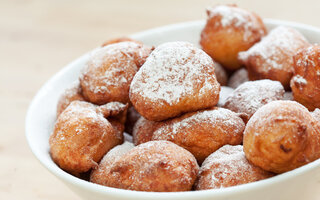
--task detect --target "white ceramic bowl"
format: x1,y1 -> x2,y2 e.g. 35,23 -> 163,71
26,19 -> 320,200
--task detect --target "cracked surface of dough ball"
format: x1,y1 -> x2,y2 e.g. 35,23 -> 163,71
130,41 -> 220,121
291,44 -> 320,110
91,141 -> 199,192
228,68 -> 249,89
152,107 -> 245,163
238,26 -> 309,89
224,79 -> 285,120
243,100 -> 320,173
56,80 -> 85,117
195,145 -> 273,190
80,41 -> 152,105
50,101 -> 125,175
200,4 -> 267,70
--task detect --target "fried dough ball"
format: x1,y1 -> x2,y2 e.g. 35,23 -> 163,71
217,86 -> 234,107
243,100 -> 320,173
101,37 -> 136,47
91,141 -> 199,192
291,44 -> 320,110
80,41 -> 152,105
200,4 -> 267,70
130,41 -> 220,121
101,102 -> 128,137
56,80 -> 85,117
132,116 -> 162,145
50,101 -> 127,175
195,145 -> 273,190
152,107 -> 245,163
224,80 -> 285,120
238,26 -> 309,89
214,61 -> 228,86
90,141 -> 134,184
228,68 -> 249,89
124,106 -> 141,135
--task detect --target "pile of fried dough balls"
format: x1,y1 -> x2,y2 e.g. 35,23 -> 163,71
49,4 -> 320,192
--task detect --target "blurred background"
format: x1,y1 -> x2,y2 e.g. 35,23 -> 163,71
1,0 -> 320,199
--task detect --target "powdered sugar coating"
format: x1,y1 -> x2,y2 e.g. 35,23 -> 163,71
291,44 -> 320,110
312,109 -> 320,122
56,80 -> 85,117
239,26 -> 308,71
90,142 -> 134,184
131,41 -> 217,105
154,108 -> 244,140
207,5 -> 265,41
292,75 -> 308,86
50,101 -> 123,175
80,41 -> 151,104
132,116 -> 161,145
295,45 -> 319,67
228,68 -> 249,89
238,26 -> 309,89
218,86 -> 234,107
195,145 -> 272,190
91,141 -> 199,192
152,107 -> 245,163
130,41 -> 220,121
97,142 -> 134,167
224,79 -> 285,119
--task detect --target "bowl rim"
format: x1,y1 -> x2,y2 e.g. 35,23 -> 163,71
25,18 -> 320,199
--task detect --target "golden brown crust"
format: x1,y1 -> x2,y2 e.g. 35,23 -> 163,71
132,116 -> 162,145
91,141 -> 199,192
152,107 -> 245,163
130,41 -> 220,121
200,4 -> 267,70
195,145 -> 273,190
49,101 -> 124,176
80,41 -> 152,105
243,100 -> 320,173
238,26 -> 309,89
90,142 -> 134,185
56,80 -> 85,117
291,44 -> 320,110
224,79 -> 285,120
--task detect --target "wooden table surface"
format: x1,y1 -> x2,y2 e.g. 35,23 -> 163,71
1,0 -> 320,199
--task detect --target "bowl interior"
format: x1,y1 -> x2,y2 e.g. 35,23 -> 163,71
26,19 -> 320,199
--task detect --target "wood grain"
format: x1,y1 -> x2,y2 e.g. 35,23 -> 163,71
1,0 -> 320,199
